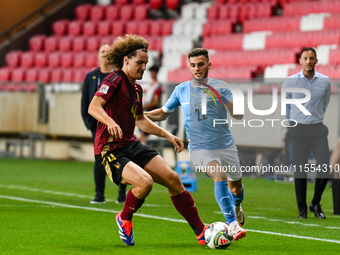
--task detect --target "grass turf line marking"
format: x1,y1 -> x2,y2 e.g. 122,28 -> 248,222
0,184 -> 168,207
1,195 -> 340,244
248,215 -> 340,229
213,212 -> 340,229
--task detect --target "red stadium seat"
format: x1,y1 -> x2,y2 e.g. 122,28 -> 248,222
256,3 -> 272,18
134,4 -> 149,20
229,3 -> 240,20
72,36 -> 86,52
219,4 -> 229,19
0,83 -> 22,92
75,4 -> 92,20
68,20 -> 83,36
210,20 -> 232,35
162,19 -> 174,36
6,51 -> 22,68
11,68 -> 25,82
329,48 -> 340,64
137,20 -> 151,35
59,36 -> 73,52
207,4 -> 219,20
106,5 -> 120,21
150,0 -> 163,10
85,53 -> 98,68
154,36 -> 163,52
74,52 -> 86,67
22,83 -> 37,92
100,36 -> 114,46
48,52 -> 61,68
97,21 -> 111,36
25,68 -> 38,82
44,36 -> 59,52
166,0 -> 180,10
324,14 -> 340,30
86,36 -> 100,52
0,68 -> 11,81
203,34 -> 244,50
120,5 -> 134,21
50,68 -> 63,83
21,52 -> 35,68
112,21 -> 125,36
74,68 -> 88,82
83,21 -> 97,36
90,5 -> 106,21
133,0 -> 146,5
35,52 -> 47,67
144,36 -> 155,50
62,69 -> 74,82
37,68 -> 51,83
168,68 -> 192,82
115,0 -> 129,5
61,52 -> 74,68
52,19 -> 69,36
149,19 -> 163,36
126,21 -> 139,34
29,35 -> 45,51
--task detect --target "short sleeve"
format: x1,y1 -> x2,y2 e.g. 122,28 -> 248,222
95,81 -> 118,102
220,88 -> 233,102
163,86 -> 180,113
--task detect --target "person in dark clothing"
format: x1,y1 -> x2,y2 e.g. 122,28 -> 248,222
81,43 -> 126,204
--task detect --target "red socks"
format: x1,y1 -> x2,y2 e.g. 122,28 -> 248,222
121,189 -> 145,220
171,191 -> 205,235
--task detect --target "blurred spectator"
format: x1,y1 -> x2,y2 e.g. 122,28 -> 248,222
81,44 -> 126,204
330,142 -> 340,178
140,65 -> 162,145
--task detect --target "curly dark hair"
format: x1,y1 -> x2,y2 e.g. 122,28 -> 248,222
105,34 -> 149,69
188,48 -> 209,61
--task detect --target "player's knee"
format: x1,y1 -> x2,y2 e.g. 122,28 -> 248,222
229,182 -> 243,195
137,174 -> 153,195
168,171 -> 183,188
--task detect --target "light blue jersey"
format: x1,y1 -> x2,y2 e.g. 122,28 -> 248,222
162,78 -> 235,152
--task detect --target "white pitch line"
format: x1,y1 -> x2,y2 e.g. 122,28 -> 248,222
245,229 -> 340,244
213,214 -> 340,230
0,184 -> 169,207
247,215 -> 340,230
1,195 -> 340,244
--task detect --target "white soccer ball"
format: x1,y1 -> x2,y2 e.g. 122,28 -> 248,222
204,222 -> 233,249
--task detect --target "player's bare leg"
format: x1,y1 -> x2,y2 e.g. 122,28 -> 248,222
144,155 -> 207,244
116,162 -> 153,246
206,160 -> 246,241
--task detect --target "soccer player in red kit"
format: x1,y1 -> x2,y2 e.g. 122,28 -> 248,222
88,35 -> 207,246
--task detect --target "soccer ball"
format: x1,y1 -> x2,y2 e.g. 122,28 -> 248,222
204,222 -> 233,249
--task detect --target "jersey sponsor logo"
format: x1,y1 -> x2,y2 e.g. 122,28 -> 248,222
99,84 -> 109,94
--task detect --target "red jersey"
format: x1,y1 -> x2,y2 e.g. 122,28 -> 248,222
94,70 -> 143,155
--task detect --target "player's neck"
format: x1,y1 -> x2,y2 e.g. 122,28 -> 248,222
100,66 -> 111,74
193,77 -> 208,85
302,69 -> 315,81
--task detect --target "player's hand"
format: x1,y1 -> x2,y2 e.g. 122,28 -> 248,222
166,134 -> 184,153
107,120 -> 123,139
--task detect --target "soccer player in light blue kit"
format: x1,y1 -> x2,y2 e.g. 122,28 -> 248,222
145,48 -> 246,241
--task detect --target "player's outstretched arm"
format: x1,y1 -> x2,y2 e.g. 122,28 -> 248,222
136,114 -> 183,152
144,108 -> 170,121
224,100 -> 243,120
88,96 -> 123,139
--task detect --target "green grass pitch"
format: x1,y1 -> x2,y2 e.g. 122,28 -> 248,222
1,158 -> 339,254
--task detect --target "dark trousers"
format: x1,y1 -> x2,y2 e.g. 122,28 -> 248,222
91,127 -> 126,198
290,123 -> 330,213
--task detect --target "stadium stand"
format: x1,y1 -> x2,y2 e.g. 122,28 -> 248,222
2,0 -> 340,88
